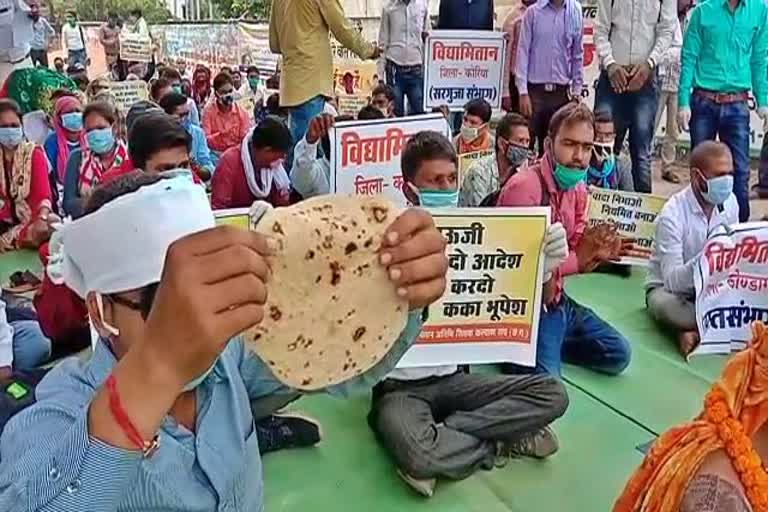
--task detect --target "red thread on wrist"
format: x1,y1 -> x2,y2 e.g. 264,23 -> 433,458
106,373 -> 149,451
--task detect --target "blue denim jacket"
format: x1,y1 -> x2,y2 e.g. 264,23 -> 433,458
0,311 -> 423,511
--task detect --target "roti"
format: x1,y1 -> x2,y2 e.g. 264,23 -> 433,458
247,195 -> 409,391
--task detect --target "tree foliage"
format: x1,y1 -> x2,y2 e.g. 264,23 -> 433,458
48,0 -> 171,23
212,0 -> 271,20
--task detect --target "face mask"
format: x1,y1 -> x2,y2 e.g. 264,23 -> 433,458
593,142 -> 614,161
86,128 -> 115,154
269,158 -> 285,171
248,77 -> 260,90
460,124 -> 480,143
172,84 -> 183,94
218,93 -> 234,106
409,184 -> 459,208
61,112 -> 83,132
698,171 -> 734,206
504,142 -> 531,169
0,127 -> 23,148
588,156 -> 616,188
67,18 -> 76,26
553,162 -> 587,190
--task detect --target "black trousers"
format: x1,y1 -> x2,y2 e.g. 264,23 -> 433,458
528,84 -> 570,156
29,49 -> 48,67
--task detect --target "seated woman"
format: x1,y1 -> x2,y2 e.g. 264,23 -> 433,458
0,99 -> 55,251
43,95 -> 84,210
614,323 -> 768,512
63,101 -> 132,219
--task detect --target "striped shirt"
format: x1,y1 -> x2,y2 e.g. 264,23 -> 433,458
0,312 -> 424,511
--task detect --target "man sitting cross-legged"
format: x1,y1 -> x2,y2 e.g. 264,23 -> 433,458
646,141 -> 738,357
369,131 -> 569,498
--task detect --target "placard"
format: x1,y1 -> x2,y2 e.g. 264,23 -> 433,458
337,94 -> 371,117
109,81 -> 149,112
694,222 -> 768,355
329,114 -> 451,206
214,208 -> 250,229
397,208 -> 548,368
333,60 -> 379,95
119,33 -> 152,62
423,30 -> 506,111
587,188 -> 667,266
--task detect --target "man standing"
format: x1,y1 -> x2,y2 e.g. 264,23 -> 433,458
125,8 -> 149,37
515,0 -> 583,156
500,0 -> 535,113
436,0 -> 494,30
378,0 -> 429,117
28,2 -> 52,68
593,0 -> 677,193
677,0 -> 768,223
98,12 -> 121,73
0,0 -> 34,85
654,21 -> 682,184
61,11 -> 86,67
269,0 -> 380,155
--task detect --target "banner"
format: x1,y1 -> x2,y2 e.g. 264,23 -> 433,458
333,60 -> 379,96
329,114 -> 451,205
694,222 -> 768,355
152,23 -> 242,76
119,33 -> 152,62
337,94 -> 371,117
586,188 -> 667,265
396,208 -> 548,368
109,81 -> 149,112
423,30 -> 506,111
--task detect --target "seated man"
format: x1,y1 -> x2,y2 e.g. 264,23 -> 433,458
646,141 -> 738,357
369,131 -> 569,498
210,116 -> 292,209
460,113 -> 532,207
202,71 -> 251,158
371,83 -> 396,118
160,67 -> 202,126
498,103 -> 632,376
159,92 -> 215,181
454,98 -> 494,155
587,111 -> 634,192
0,296 -> 51,380
0,171 -> 447,510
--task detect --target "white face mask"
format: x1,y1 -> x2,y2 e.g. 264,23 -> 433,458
95,293 -> 120,339
460,124 -> 481,143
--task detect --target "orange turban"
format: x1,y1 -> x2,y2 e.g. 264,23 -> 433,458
614,323 -> 768,512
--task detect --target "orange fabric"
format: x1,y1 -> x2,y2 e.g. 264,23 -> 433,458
454,129 -> 493,155
614,323 -> 768,512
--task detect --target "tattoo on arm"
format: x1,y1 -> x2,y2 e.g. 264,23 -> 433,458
681,474 -> 752,512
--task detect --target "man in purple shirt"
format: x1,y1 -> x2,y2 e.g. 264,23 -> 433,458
515,0 -> 584,155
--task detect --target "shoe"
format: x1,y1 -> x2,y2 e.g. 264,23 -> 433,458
255,412 -> 321,454
497,426 -> 559,465
396,468 -> 436,498
661,170 -> 680,184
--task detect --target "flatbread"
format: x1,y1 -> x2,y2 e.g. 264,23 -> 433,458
247,195 -> 409,391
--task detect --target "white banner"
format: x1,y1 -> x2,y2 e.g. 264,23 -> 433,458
423,30 -> 506,111
694,222 -> 768,355
109,81 -> 149,112
328,114 -> 451,206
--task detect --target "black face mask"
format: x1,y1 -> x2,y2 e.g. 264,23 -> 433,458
218,94 -> 234,106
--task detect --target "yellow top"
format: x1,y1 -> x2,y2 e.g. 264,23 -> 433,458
269,0 -> 374,107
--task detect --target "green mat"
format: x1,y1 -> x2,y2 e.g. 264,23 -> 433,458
0,250 -> 40,285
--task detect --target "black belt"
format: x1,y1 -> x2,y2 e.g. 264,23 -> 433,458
528,83 -> 569,93
387,60 -> 422,72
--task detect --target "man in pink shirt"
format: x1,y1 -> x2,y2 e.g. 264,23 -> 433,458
497,103 -> 631,376
202,72 -> 252,158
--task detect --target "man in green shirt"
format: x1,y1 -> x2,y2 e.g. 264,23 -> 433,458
677,0 -> 768,222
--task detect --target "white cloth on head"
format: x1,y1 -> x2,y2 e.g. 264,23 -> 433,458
55,173 -> 215,298
240,126 -> 291,199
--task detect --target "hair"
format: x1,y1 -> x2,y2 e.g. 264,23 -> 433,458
150,77 -> 171,101
129,8 -> 142,17
401,131 -> 457,182
266,93 -> 282,115
107,10 -> 118,18
372,83 -> 395,102
128,113 -> 191,170
161,68 -> 182,82
66,10 -> 76,17
246,65 -> 260,76
158,92 -> 189,115
357,105 -> 385,120
83,101 -> 118,126
690,140 -> 732,172
496,113 -> 529,142
463,98 -> 492,123
213,71 -> 233,91
594,110 -> 614,125
548,102 -> 595,138
0,99 -> 22,121
250,116 -> 292,152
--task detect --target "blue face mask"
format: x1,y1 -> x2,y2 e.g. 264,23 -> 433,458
588,156 -> 616,188
172,84 -> 183,94
85,128 -> 115,154
699,172 -> 734,206
61,112 -> 83,132
0,127 -> 23,148
410,184 -> 459,208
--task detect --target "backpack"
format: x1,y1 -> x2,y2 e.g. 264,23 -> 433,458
481,165 -> 551,207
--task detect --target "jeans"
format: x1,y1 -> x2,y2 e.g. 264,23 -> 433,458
368,372 -> 567,480
594,70 -> 659,193
67,49 -> 87,67
529,293 -> 631,377
11,320 -> 52,370
690,93 -> 751,222
385,61 -> 425,117
287,95 -> 325,169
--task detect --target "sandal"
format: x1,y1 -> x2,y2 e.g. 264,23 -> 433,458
662,170 -> 680,184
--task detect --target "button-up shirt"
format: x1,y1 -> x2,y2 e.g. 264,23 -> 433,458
459,155 -> 498,207
646,186 -> 739,293
379,0 -> 429,67
30,16 -> 54,51
436,0 -> 494,30
0,0 -> 33,63
501,5 -> 528,99
678,0 -> 768,108
594,0 -> 677,68
0,313 -> 424,511
201,102 -> 251,153
515,0 -> 584,96
269,0 -> 373,107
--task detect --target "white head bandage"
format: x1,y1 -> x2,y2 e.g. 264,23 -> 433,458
56,173 -> 215,299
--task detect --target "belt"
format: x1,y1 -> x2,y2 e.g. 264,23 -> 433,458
694,88 -> 749,104
528,83 -> 569,93
387,60 -> 422,72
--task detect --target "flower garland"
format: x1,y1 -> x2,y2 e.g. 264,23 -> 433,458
704,385 -> 768,511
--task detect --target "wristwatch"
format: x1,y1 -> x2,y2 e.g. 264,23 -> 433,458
647,57 -> 656,70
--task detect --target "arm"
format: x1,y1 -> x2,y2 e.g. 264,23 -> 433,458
677,7 -> 701,108
189,101 -> 201,127
570,11 -> 584,97
515,10 -> 533,95
649,0 -> 677,70
750,5 -> 768,108
192,129 -> 215,174
319,0 -> 374,59
0,299 -> 13,369
290,137 -> 330,197
210,158 -> 234,209
377,8 -> 389,78
593,0 -> 614,68
269,4 -> 281,54
62,149 -> 83,219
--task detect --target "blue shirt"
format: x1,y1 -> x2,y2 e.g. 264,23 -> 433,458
0,312 -> 423,511
436,0 -> 494,30
30,17 -> 54,51
188,124 -> 215,174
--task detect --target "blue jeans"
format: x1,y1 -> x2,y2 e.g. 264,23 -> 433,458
594,70 -> 659,194
287,95 -> 325,169
385,61 -> 425,117
690,93 -> 751,222
758,134 -> 768,195
534,294 -> 631,377
11,320 -> 51,370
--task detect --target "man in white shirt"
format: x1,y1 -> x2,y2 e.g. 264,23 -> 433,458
378,0 -> 429,117
646,141 -> 739,357
0,0 -> 34,85
125,8 -> 149,36
593,0 -> 677,194
61,10 -> 86,67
